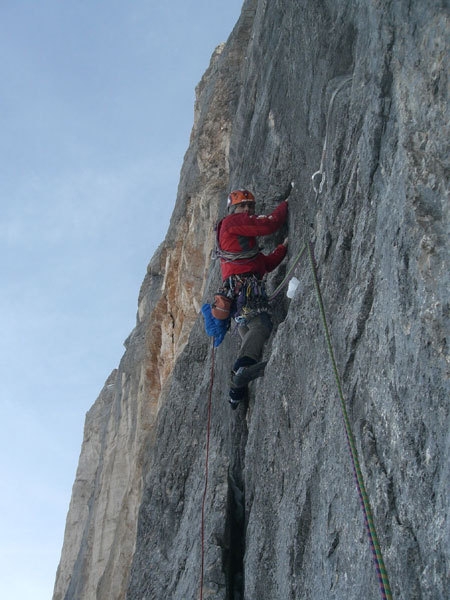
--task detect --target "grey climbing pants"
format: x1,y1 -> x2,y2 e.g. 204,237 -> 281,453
237,312 -> 273,363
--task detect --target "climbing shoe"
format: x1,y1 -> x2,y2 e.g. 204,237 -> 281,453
229,398 -> 240,410
228,356 -> 265,409
229,383 -> 248,407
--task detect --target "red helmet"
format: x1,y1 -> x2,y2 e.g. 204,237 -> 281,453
227,189 -> 255,208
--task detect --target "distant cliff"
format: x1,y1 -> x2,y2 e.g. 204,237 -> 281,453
53,1 -> 449,599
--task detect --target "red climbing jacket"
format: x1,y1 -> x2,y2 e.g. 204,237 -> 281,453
217,200 -> 288,280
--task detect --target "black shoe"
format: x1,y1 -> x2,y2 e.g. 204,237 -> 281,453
228,383 -> 249,409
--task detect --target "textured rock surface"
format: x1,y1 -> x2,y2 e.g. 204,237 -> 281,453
54,1 -> 449,599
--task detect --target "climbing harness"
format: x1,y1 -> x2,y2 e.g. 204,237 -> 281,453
311,75 -> 353,198
232,274 -> 269,325
307,242 -> 392,600
199,341 -> 215,600
214,273 -> 270,328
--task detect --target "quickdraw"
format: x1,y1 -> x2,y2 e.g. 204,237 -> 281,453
220,274 -> 270,326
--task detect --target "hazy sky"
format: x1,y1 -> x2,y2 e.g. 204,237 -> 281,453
0,2 -> 243,598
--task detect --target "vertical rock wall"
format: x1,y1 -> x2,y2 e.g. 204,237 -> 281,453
55,1 -> 449,599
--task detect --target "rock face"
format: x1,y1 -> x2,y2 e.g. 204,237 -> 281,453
54,1 -> 449,599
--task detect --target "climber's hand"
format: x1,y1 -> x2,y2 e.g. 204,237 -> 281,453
277,181 -> 294,203
282,237 -> 288,247
281,181 -> 294,200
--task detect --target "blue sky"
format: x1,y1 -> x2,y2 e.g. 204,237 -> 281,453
0,2 -> 243,598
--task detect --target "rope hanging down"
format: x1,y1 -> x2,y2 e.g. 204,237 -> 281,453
307,75 -> 392,597
307,242 -> 393,600
199,341 -> 215,600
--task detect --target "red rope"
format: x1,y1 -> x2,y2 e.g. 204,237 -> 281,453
199,341 -> 215,600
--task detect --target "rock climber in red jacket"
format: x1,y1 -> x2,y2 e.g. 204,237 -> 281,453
216,184 -> 292,408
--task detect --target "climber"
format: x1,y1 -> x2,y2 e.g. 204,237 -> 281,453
215,184 -> 292,408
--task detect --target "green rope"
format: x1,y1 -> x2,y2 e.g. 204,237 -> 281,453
307,241 -> 393,600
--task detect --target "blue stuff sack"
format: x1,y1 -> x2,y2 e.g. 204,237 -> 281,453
201,303 -> 229,347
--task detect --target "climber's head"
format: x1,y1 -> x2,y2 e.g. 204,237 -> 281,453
227,189 -> 256,213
